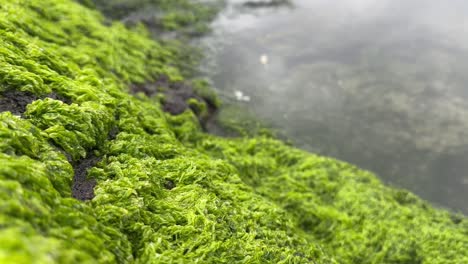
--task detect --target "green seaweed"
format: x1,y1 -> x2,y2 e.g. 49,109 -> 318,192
84,0 -> 223,36
192,78 -> 221,109
192,134 -> 468,263
0,0 -> 467,264
81,0 -> 223,78
211,103 -> 276,138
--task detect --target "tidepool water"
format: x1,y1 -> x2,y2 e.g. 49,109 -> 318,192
200,0 -> 468,213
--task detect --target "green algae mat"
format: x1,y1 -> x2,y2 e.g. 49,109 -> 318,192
0,0 -> 467,263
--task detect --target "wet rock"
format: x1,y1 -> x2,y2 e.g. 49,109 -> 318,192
72,153 -> 101,201
0,91 -> 71,116
164,179 -> 176,190
243,0 -> 291,8
0,91 -> 39,116
108,125 -> 119,140
130,76 -> 218,129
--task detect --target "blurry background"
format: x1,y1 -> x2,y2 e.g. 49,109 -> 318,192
198,0 -> 468,213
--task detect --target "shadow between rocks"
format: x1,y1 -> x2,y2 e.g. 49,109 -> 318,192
0,90 -> 71,116
130,75 -> 218,129
71,153 -> 101,201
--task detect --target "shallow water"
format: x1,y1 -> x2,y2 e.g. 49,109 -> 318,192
199,0 -> 468,213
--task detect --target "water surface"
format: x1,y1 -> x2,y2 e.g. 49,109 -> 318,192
200,0 -> 468,213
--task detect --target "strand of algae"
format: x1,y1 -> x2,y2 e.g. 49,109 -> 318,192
0,0 -> 466,263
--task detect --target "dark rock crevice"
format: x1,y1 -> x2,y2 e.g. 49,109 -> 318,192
130,75 -> 218,130
0,90 -> 71,116
71,153 -> 101,201
71,125 -> 120,201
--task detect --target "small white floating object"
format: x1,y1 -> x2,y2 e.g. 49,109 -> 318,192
260,54 -> 269,65
234,90 -> 243,100
234,90 -> 251,102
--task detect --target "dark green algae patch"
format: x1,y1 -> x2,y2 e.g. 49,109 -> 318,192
0,0 -> 467,264
78,0 -> 223,37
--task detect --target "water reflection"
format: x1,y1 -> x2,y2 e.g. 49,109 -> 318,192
200,0 -> 468,213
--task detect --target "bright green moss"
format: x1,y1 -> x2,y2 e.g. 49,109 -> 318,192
0,0 -> 467,264
192,135 -> 468,263
192,78 -> 221,108
24,98 -> 114,160
0,152 -> 130,263
81,0 -> 222,78
0,112 -> 73,196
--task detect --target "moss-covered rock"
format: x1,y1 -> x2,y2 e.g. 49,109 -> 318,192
0,0 -> 467,264
81,0 -> 223,37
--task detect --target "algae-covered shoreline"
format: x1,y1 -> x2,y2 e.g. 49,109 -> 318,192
0,1 -> 467,263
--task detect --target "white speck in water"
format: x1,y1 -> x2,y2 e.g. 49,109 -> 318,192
260,54 -> 269,65
234,90 -> 243,99
234,90 -> 251,102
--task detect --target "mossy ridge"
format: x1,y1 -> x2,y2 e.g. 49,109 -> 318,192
190,133 -> 468,263
0,1 -> 467,264
1,0 -> 328,263
80,0 -> 224,78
